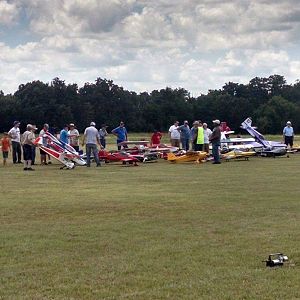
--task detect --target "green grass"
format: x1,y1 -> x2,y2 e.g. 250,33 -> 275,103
1,136 -> 300,299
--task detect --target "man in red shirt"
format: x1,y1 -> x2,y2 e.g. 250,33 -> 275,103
151,130 -> 162,146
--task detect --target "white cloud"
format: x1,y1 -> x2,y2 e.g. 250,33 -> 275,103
0,1 -> 19,26
1,0 -> 300,94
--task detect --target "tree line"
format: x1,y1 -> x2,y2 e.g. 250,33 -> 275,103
1,74 -> 299,134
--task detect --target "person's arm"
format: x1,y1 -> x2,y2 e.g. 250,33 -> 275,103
111,127 -> 118,137
8,129 -> 16,139
168,127 -> 172,140
209,129 -> 216,142
282,127 -> 286,141
125,128 -> 128,141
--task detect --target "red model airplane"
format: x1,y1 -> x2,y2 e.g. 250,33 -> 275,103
98,150 -> 140,166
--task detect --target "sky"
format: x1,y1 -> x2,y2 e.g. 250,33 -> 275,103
1,0 -> 300,96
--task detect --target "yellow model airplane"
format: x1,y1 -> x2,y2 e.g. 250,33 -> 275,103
222,149 -> 256,161
167,151 -> 208,163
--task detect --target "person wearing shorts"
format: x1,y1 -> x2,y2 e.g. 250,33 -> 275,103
1,132 -> 11,166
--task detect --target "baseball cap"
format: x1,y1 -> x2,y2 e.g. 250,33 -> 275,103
286,121 -> 291,125
13,120 -> 20,126
69,123 -> 75,127
213,119 -> 221,125
90,122 -> 96,126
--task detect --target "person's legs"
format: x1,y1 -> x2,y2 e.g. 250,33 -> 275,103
16,142 -> 22,163
71,145 -> 79,152
186,139 -> 190,151
181,139 -> 186,150
212,143 -> 221,163
204,143 -> 209,153
100,139 -> 105,149
12,141 -> 17,163
92,144 -> 101,166
3,151 -> 8,166
86,144 -> 92,166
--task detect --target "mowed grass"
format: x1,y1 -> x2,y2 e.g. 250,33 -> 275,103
1,135 -> 300,299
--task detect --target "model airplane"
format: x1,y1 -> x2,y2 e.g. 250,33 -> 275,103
241,118 -> 287,157
222,149 -> 256,161
98,150 -> 140,166
34,136 -> 77,169
167,151 -> 208,163
44,131 -> 86,166
34,132 -> 86,169
117,140 -> 149,147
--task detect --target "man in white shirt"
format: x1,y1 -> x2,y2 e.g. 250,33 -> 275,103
82,122 -> 101,167
203,123 -> 212,154
68,123 -> 80,152
8,121 -> 22,164
168,121 -> 180,147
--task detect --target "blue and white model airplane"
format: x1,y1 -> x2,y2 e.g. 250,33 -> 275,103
241,118 -> 287,157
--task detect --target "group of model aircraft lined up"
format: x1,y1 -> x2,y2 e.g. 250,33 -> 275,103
33,118 -> 298,169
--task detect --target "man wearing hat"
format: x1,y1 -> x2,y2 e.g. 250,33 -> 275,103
209,119 -> 221,164
21,124 -> 36,171
168,121 -> 180,147
8,121 -> 22,164
178,120 -> 191,151
82,122 -> 101,167
68,123 -> 80,152
283,121 -> 294,148
99,124 -> 108,149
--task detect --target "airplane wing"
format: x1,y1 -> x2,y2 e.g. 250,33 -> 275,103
34,137 -> 75,169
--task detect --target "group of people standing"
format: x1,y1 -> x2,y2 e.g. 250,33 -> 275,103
1,118 -> 295,168
168,119 -> 222,164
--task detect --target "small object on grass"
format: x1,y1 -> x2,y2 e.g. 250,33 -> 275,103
263,253 -> 289,267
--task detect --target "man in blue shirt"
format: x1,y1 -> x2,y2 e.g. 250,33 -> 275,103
60,125 -> 69,144
283,121 -> 294,148
112,121 -> 128,150
178,120 -> 191,151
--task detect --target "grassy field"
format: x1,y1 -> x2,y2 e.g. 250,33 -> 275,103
1,134 -> 300,299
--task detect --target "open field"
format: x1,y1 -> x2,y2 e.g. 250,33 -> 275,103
1,135 -> 300,299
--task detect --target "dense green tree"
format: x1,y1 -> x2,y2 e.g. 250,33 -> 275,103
1,74 -> 300,133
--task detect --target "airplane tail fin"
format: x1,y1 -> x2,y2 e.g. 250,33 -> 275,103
241,117 -> 252,129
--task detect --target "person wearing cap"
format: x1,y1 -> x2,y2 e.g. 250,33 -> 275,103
31,124 -> 38,165
99,124 -> 108,149
112,121 -> 128,150
209,119 -> 221,164
283,121 -> 294,148
82,122 -> 101,167
39,123 -> 50,165
8,121 -> 22,164
168,121 -> 180,147
68,123 -> 80,152
193,121 -> 205,151
190,121 -> 199,150
203,123 -> 212,153
177,120 -> 191,151
21,124 -> 36,170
